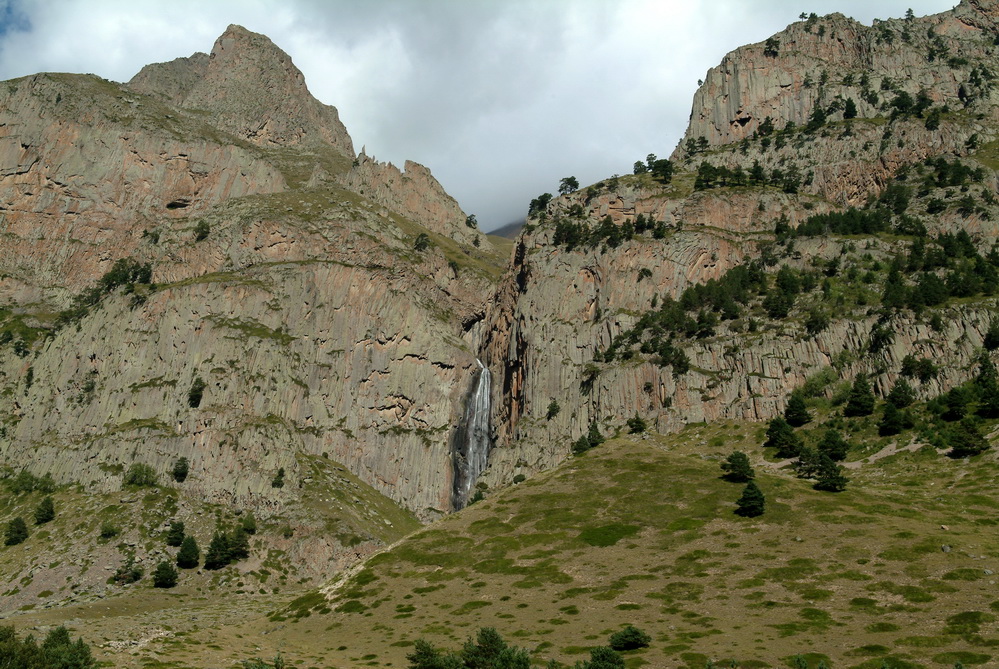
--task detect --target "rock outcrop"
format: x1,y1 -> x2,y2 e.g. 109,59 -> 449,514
129,25 -> 354,156
0,26 -> 500,531
478,0 -> 999,487
337,152 -> 485,247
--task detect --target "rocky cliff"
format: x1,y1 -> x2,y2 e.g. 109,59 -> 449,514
0,24 -> 496,545
479,0 -> 999,487
2,2 -> 999,584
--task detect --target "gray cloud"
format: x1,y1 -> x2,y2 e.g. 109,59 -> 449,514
0,0 -> 956,230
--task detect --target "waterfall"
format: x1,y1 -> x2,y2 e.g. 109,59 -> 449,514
452,359 -> 492,509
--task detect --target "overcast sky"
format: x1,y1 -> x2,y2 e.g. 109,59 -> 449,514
0,0 -> 956,231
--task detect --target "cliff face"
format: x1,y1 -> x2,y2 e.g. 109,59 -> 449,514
0,25 -> 497,534
678,2 -> 998,156
479,0 -> 999,486
673,0 -> 999,210
129,25 -> 354,156
337,153 -> 485,247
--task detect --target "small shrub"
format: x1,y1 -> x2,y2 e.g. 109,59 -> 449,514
271,467 -> 285,488
124,463 -> 157,487
193,220 -> 210,241
172,457 -> 189,483
99,521 -> 119,539
627,413 -> 647,434
188,377 -> 206,408
241,513 -> 257,535
113,558 -> 143,585
609,625 -> 651,650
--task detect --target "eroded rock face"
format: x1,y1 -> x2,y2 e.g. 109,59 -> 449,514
480,190 -> 997,485
129,25 -> 354,155
0,73 -> 288,304
0,193 -> 488,521
338,153 -> 486,247
0,25 -> 495,527
476,0 -> 999,483
677,2 -> 998,156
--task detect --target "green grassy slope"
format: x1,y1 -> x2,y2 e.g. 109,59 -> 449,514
266,424 -> 999,669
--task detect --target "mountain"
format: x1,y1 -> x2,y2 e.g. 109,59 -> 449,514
2,3 -> 999,667
0,24 -> 504,606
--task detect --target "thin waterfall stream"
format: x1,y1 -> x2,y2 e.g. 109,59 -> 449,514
451,359 -> 492,509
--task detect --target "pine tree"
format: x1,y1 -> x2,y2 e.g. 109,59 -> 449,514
814,454 -> 849,492
784,390 -> 811,427
734,481 -> 766,517
721,451 -> 754,482
763,416 -> 803,458
793,445 -> 822,479
975,352 -> 999,418
942,386 -> 970,421
152,560 -> 178,588
949,418 -> 990,458
33,496 -> 55,525
887,378 -> 916,408
4,516 -> 28,546
228,527 -> 251,561
165,521 -> 185,547
176,535 -> 200,568
817,429 -> 850,461
878,403 -> 905,436
587,421 -> 605,447
984,319 -> 999,351
843,373 -> 876,417
203,531 -> 231,570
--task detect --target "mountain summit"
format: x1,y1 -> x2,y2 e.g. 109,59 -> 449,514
129,24 -> 354,155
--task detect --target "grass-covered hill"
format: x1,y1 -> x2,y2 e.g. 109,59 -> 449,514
229,404 -> 995,669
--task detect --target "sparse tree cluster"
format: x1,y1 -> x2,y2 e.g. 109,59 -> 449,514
0,625 -> 97,669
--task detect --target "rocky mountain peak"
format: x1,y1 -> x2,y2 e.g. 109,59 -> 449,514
128,24 -> 354,155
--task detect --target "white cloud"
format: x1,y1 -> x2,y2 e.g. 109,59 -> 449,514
0,0 -> 958,229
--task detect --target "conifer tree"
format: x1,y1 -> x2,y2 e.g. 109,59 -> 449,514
734,481 -> 766,517
793,445 -> 822,479
176,535 -> 200,568
4,516 -> 28,546
878,402 -> 905,436
949,418 -> 990,458
763,416 -> 803,458
33,496 -> 55,525
721,451 -> 754,482
165,521 -> 185,547
843,373 -> 876,417
228,527 -> 251,561
817,429 -> 850,461
975,352 -> 999,418
784,390 -> 811,427
152,560 -> 178,588
203,531 -> 231,570
886,378 -> 916,408
814,454 -> 849,492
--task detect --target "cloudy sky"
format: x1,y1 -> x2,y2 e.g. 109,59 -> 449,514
0,0 -> 956,231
